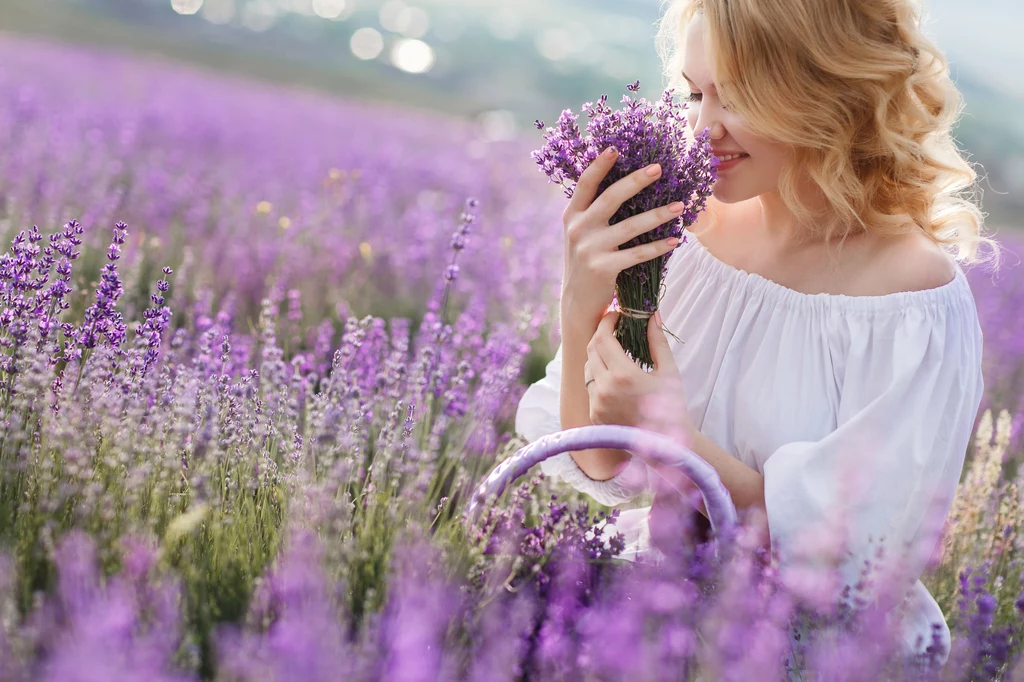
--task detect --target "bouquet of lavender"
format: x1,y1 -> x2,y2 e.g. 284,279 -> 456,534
532,81 -> 718,370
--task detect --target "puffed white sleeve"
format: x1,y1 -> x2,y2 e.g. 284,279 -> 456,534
514,342 -> 653,507
762,293 -> 985,609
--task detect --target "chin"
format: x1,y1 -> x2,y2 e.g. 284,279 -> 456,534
710,184 -> 753,204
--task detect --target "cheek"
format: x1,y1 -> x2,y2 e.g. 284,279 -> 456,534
722,129 -> 774,167
685,111 -> 698,133
733,130 -> 787,164
745,144 -> 790,182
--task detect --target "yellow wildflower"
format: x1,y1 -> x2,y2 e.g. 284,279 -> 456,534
164,503 -> 210,545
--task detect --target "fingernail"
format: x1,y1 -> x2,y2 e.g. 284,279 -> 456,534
645,164 -> 662,177
668,202 -> 685,213
605,146 -> 618,157
655,310 -> 662,324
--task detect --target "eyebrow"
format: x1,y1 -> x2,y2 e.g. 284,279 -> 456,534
680,71 -> 715,90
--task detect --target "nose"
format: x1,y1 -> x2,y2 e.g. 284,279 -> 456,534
693,103 -> 726,141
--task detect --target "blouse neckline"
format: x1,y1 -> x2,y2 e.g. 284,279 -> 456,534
679,226 -> 971,315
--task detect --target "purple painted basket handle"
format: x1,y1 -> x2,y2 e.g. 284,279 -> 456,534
465,424 -> 738,536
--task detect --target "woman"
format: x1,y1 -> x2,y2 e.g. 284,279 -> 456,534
515,0 -> 1002,666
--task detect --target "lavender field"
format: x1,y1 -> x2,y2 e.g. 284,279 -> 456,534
2,33 -> 1024,681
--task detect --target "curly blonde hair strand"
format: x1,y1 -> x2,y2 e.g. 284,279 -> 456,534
655,0 -> 1002,267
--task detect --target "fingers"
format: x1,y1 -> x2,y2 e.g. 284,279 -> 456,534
591,310 -> 635,375
609,234 -> 681,273
565,146 -> 620,222
597,308 -> 619,334
647,311 -> 670,370
586,310 -> 615,380
588,163 -> 663,225
586,342 -> 609,383
604,201 -> 686,250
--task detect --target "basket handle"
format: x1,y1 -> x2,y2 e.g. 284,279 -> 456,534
464,424 -> 738,537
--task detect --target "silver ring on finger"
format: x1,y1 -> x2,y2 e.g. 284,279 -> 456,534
584,378 -> 596,390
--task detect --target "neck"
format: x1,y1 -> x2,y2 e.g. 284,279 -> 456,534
755,189 -> 858,249
755,191 -> 814,246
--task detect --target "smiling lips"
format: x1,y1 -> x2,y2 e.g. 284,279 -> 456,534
715,153 -> 749,171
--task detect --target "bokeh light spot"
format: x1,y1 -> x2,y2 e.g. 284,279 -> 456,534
395,7 -> 430,39
535,28 -> 572,61
351,28 -> 384,60
379,0 -> 406,32
390,39 -> 435,74
201,0 -> 236,25
171,0 -> 203,15
312,0 -> 347,20
241,0 -> 277,31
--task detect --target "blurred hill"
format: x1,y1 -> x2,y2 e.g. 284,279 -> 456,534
2,0 -> 1022,226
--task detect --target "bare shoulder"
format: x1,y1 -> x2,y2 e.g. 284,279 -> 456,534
867,229 -> 957,294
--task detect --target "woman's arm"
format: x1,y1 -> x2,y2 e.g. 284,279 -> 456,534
649,429 -> 766,519
558,307 -> 635,481
692,430 -> 766,515
567,303 -> 768,515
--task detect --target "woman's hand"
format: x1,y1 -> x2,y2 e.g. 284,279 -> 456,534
584,308 -> 696,447
586,307 -> 705,553
560,147 -> 686,332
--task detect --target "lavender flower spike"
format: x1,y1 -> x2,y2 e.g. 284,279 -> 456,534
532,82 -> 717,370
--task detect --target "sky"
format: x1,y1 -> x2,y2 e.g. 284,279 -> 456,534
514,0 -> 1024,101
918,0 -> 1024,99
67,0 -> 1024,101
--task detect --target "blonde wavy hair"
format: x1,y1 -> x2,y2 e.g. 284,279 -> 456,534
655,0 -> 1001,267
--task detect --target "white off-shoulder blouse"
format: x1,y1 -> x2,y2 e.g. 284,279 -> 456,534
514,226 -> 985,662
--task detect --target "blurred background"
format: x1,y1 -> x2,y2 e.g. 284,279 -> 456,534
1,0 -> 1022,227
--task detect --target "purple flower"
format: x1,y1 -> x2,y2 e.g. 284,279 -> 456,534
72,222 -> 129,355
532,83 -> 717,369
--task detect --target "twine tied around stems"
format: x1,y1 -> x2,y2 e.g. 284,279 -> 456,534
615,304 -> 654,320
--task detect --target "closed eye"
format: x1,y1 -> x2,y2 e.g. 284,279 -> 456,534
687,91 -> 732,112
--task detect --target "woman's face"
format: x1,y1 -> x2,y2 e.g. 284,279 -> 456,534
682,13 -> 792,204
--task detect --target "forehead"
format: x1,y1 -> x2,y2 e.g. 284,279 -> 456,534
681,13 -> 716,87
